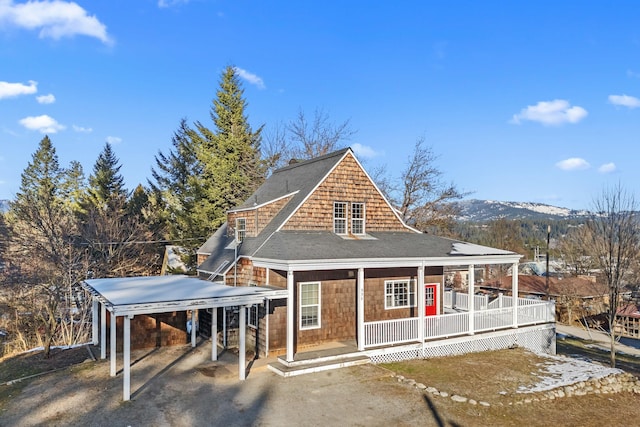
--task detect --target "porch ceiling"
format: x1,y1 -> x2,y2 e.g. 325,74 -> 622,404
82,275 -> 287,316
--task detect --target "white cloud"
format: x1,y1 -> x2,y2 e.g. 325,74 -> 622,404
157,0 -> 189,8
555,157 -> 590,171
0,80 -> 37,99
106,136 -> 122,144
608,94 -> 640,109
0,0 -> 113,45
234,67 -> 266,89
72,124 -> 92,133
511,99 -> 588,126
598,162 -> 616,174
19,114 -> 65,133
351,143 -> 382,159
36,93 -> 55,104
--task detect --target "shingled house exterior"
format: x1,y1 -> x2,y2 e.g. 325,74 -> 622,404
197,148 -> 556,372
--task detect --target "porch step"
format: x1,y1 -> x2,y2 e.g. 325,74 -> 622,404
268,354 -> 370,377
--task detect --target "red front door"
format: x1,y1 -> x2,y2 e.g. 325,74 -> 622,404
425,284 -> 437,316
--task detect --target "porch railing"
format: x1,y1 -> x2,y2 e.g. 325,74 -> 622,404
363,299 -> 554,348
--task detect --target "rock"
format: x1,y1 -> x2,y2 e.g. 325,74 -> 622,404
451,395 -> 467,403
439,391 -> 449,398
468,399 -> 477,405
426,387 -> 438,394
479,401 -> 490,407
416,383 -> 426,390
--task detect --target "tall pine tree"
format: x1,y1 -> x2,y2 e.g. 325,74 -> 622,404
86,142 -> 127,209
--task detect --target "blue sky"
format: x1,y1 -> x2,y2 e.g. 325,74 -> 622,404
1,0 -> 640,210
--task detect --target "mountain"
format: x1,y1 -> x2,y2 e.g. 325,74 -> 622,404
0,200 -> 9,214
454,199 -> 591,222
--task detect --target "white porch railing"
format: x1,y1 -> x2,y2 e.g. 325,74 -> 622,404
363,299 -> 555,348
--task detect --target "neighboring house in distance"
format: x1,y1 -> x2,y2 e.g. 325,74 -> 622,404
615,303 -> 640,339
197,148 -> 555,371
485,275 -> 607,326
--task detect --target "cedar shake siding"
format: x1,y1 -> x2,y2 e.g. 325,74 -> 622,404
106,311 -> 188,352
282,153 -> 408,232
227,195 -> 294,239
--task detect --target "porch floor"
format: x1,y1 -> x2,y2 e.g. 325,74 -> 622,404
269,340 -> 369,377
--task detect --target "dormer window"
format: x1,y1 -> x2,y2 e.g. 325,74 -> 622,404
235,218 -> 246,242
334,202 -> 347,234
351,202 -> 365,235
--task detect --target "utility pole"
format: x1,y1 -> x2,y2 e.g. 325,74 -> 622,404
546,225 -> 551,300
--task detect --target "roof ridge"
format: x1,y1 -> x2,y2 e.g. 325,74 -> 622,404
272,147 -> 351,174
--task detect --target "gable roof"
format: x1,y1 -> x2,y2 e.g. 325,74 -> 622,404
198,148 -> 521,274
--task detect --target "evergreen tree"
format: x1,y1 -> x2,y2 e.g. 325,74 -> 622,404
86,142 -> 126,209
194,65 -> 265,230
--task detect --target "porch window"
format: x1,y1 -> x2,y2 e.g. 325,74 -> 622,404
385,279 -> 416,309
235,218 -> 246,242
334,202 -> 347,234
351,202 -> 365,235
300,282 -> 321,329
247,304 -> 259,329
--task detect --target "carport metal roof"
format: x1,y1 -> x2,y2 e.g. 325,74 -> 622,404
83,275 -> 288,316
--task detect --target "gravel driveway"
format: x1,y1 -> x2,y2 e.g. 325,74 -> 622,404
1,344 -> 429,426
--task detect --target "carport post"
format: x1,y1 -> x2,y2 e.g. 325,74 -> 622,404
239,305 -> 246,380
468,265 -> 475,335
92,300 -> 99,345
100,303 -> 106,359
123,315 -> 132,401
110,312 -> 117,376
211,307 -> 218,361
191,310 -> 197,348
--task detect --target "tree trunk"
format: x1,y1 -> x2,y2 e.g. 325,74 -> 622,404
609,318 -> 617,368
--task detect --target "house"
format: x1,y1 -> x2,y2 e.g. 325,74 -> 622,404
615,303 -> 640,339
485,275 -> 607,325
196,148 -> 555,370
83,147 -> 555,401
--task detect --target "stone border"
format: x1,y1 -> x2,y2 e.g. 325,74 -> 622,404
390,371 -> 640,407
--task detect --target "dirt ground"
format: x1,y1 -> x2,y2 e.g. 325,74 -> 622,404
0,341 -> 639,427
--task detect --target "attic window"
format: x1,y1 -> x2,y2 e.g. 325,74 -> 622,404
334,202 -> 347,234
235,218 -> 246,242
351,202 -> 365,235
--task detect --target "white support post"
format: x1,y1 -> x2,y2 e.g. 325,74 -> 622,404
418,265 -> 425,347
498,293 -> 503,308
110,312 -> 117,377
100,303 -> 106,359
266,268 -> 270,286
468,265 -> 475,335
286,270 -> 294,363
265,299 -> 270,357
512,262 -> 519,328
190,310 -> 197,348
239,305 -> 246,381
357,268 -> 365,351
92,300 -> 99,345
211,307 -> 218,361
123,315 -> 132,402
223,307 -> 227,349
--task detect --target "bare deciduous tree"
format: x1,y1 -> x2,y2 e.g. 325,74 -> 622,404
584,183 -> 640,367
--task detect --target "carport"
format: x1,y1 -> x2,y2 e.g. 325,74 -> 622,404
81,275 -> 287,401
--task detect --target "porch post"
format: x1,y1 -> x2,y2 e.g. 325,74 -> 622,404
468,265 -> 475,335
286,270 -> 295,363
512,262 -> 519,328
123,315 -> 132,402
92,299 -> 99,345
110,312 -> 117,377
223,307 -> 227,348
418,264 -> 425,351
190,310 -> 197,348
211,307 -> 218,361
265,299 -> 270,357
357,267 -> 365,351
100,303 -> 106,359
239,305 -> 246,380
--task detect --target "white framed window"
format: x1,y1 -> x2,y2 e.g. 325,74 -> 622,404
247,304 -> 259,329
235,217 -> 246,242
300,282 -> 321,329
385,279 -> 416,309
333,202 -> 347,234
351,202 -> 365,235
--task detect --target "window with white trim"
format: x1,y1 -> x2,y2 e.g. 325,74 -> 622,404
385,279 -> 416,309
235,217 -> 246,242
351,202 -> 365,235
247,304 -> 259,329
300,282 -> 321,329
333,202 -> 347,234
